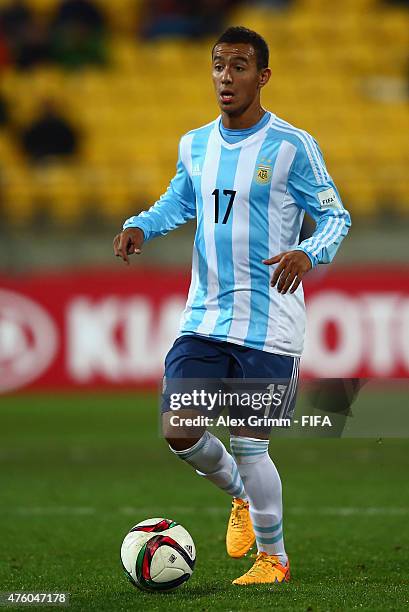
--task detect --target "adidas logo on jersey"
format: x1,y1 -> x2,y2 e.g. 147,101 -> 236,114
192,163 -> 201,176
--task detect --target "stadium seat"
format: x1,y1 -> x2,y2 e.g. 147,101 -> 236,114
1,0 -> 408,225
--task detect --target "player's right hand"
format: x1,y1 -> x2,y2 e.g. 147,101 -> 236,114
113,227 -> 144,265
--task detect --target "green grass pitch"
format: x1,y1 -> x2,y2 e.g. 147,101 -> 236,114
0,392 -> 408,611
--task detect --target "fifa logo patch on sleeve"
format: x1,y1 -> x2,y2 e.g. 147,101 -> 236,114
254,162 -> 272,185
317,187 -> 342,209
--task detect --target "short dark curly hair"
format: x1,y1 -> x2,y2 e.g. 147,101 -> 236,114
212,26 -> 269,71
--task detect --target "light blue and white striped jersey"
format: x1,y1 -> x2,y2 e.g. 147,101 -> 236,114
124,113 -> 351,356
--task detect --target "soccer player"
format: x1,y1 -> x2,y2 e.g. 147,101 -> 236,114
113,26 -> 351,585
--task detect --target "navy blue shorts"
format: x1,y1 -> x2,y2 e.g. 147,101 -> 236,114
162,335 -> 299,424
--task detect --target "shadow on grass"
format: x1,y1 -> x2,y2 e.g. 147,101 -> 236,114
73,583 -> 232,611
169,583 -> 231,597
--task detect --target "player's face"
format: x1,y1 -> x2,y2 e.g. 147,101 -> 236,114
212,43 -> 270,116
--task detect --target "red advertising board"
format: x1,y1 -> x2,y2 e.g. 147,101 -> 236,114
1,265 -> 409,393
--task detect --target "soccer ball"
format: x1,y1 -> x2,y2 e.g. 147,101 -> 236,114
120,518 -> 196,592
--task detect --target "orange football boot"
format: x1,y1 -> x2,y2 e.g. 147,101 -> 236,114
226,498 -> 256,558
232,552 -> 290,585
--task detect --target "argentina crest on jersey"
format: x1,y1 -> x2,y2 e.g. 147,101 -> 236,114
254,159 -> 273,185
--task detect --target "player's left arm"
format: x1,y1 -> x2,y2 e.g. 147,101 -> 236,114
264,136 -> 351,294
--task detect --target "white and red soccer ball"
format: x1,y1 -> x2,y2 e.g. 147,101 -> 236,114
120,518 -> 196,592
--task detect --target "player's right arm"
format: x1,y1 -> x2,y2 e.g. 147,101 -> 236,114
113,138 -> 195,264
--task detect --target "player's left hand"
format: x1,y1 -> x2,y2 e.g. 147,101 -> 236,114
263,250 -> 312,294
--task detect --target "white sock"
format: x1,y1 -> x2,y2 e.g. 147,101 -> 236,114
230,436 -> 287,563
171,431 -> 247,500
